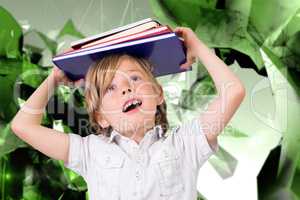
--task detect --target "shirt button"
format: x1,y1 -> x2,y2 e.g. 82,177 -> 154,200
136,155 -> 142,163
105,156 -> 111,164
163,150 -> 169,158
135,171 -> 141,180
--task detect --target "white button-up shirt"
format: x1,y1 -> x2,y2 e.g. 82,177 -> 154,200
64,117 -> 218,200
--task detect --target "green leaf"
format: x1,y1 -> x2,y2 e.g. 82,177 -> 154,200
23,185 -> 46,200
161,0 -> 209,29
260,46 -> 300,193
149,0 -> 179,29
57,193 -> 64,200
179,75 -> 216,110
292,167 -> 300,199
150,1 -> 264,69
35,31 -> 57,55
53,120 -> 72,133
281,31 -> 300,72
269,10 -> 300,83
58,160 -> 87,192
225,0 -> 252,21
273,9 -> 300,47
0,123 -> 27,158
220,125 -> 248,138
151,0 -> 216,28
0,60 -> 21,121
248,0 -> 300,45
271,30 -> 300,85
23,29 -> 58,57
208,146 -> 238,179
166,102 -> 181,129
195,7 -> 264,70
57,20 -> 85,39
21,59 -> 46,88
0,58 -> 47,121
261,46 -> 300,96
197,191 -> 207,200
0,6 -> 22,58
0,59 -> 22,76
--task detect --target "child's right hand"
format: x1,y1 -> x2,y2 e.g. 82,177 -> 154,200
50,65 -> 85,88
174,27 -> 202,69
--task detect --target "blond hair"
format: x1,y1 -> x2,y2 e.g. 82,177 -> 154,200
84,53 -> 169,137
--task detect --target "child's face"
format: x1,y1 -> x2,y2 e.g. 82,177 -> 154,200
97,58 -> 164,136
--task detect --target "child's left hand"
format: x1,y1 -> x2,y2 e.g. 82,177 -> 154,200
174,27 -> 202,69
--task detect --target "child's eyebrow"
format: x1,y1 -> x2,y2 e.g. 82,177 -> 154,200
126,69 -> 138,72
126,69 -> 142,73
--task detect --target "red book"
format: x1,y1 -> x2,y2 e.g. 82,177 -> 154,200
71,18 -> 160,48
59,25 -> 172,56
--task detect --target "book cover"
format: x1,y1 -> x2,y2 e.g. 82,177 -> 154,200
52,33 -> 191,81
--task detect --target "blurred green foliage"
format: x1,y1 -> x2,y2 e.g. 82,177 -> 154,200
0,0 -> 299,199
150,0 -> 300,199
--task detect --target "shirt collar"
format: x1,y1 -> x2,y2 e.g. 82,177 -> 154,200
108,124 -> 164,144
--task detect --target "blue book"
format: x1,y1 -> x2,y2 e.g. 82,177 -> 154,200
52,32 -> 190,81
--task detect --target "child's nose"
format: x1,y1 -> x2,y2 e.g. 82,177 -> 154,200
122,88 -> 132,95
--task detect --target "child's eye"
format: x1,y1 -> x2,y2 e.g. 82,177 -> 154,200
131,75 -> 141,82
106,84 -> 116,93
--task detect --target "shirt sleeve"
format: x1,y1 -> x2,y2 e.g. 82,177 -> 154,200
64,133 -> 91,178
173,117 -> 219,170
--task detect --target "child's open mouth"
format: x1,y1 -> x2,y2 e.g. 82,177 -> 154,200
122,99 -> 142,113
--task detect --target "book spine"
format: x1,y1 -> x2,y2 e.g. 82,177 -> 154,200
59,27 -> 172,57
53,33 -> 176,60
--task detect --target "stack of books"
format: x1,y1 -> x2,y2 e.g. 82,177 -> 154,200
52,18 -> 190,81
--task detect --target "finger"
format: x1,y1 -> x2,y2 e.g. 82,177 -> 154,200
61,76 -> 73,86
187,53 -> 196,63
180,59 -> 193,69
174,27 -> 190,34
174,27 -> 185,36
180,62 -> 188,69
74,79 -> 85,87
180,56 -> 195,69
61,78 -> 70,86
174,29 -> 184,37
174,27 -> 181,33
180,62 -> 193,69
174,27 -> 185,32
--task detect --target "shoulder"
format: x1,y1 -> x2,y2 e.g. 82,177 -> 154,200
163,117 -> 200,138
163,117 -> 219,153
68,133 -> 115,153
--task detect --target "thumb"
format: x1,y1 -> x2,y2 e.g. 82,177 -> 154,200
180,53 -> 194,69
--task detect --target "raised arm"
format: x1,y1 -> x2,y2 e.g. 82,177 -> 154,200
175,27 -> 246,147
11,66 -> 84,163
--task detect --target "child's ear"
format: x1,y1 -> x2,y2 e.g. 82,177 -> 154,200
95,111 -> 110,128
156,85 -> 164,105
